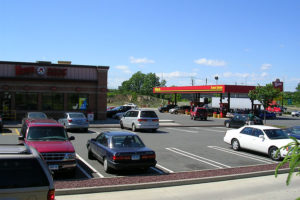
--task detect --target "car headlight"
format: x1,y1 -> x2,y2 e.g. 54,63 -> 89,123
64,153 -> 76,160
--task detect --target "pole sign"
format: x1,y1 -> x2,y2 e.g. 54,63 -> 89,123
272,79 -> 283,92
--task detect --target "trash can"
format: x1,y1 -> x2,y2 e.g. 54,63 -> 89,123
87,112 -> 94,121
220,112 -> 223,118
213,112 -> 217,118
217,114 -> 220,118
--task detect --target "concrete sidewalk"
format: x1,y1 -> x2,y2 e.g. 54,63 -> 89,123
56,174 -> 300,200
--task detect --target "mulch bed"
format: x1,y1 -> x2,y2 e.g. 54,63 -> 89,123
54,163 -> 288,189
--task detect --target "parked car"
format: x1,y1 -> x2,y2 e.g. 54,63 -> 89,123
123,103 -> 138,109
0,114 -> 2,131
22,112 -> 48,125
112,112 -> 125,120
224,114 -> 263,128
169,105 -> 191,114
258,111 -> 276,119
224,125 -> 293,161
107,106 -> 116,111
158,104 -> 177,113
190,107 -> 208,120
107,105 -> 133,118
225,112 -> 235,118
0,144 -> 55,200
120,109 -> 159,132
19,119 -> 77,175
58,112 -> 89,132
86,131 -> 157,173
284,126 -> 300,140
291,111 -> 300,117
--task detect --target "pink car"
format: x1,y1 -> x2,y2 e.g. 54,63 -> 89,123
19,119 -> 76,175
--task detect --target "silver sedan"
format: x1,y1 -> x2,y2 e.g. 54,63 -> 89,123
58,112 -> 89,132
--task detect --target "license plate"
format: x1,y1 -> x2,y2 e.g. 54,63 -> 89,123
49,165 -> 59,170
131,155 -> 140,160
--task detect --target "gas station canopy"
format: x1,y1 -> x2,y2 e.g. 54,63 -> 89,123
153,85 -> 256,94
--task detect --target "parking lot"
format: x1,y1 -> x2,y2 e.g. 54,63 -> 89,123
1,113 -> 299,181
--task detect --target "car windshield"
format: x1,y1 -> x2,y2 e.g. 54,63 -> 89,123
112,135 -> 145,148
140,111 -> 158,118
69,113 -> 86,118
264,129 -> 289,139
27,126 -> 68,141
28,112 -> 47,119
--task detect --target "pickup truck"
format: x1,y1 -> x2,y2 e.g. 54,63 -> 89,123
19,119 -> 76,176
190,107 -> 208,120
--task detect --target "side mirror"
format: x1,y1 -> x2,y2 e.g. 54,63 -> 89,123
259,135 -> 265,140
69,136 -> 75,140
91,138 -> 96,142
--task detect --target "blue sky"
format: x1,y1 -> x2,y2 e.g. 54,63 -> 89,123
1,0 -> 300,91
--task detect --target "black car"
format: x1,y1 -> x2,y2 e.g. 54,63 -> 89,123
0,114 -> 2,131
158,104 -> 177,113
86,131 -> 157,173
106,106 -> 132,118
284,126 -> 300,140
224,114 -> 263,128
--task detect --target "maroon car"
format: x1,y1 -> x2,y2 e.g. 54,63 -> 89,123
190,107 -> 208,121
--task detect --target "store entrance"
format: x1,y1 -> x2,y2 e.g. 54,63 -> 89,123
0,92 -> 12,119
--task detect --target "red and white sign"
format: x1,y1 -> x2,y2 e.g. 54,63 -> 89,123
272,79 -> 283,92
15,65 -> 67,77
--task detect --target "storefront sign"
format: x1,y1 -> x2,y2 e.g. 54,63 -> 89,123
15,65 -> 67,77
272,79 -> 283,92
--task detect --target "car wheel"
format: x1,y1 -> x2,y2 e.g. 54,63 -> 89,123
231,139 -> 240,151
120,122 -> 124,129
174,111 -> 178,114
103,158 -> 111,173
269,147 -> 281,161
226,122 -> 230,128
132,124 -> 136,132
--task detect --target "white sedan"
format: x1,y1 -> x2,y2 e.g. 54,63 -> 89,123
224,125 -> 293,161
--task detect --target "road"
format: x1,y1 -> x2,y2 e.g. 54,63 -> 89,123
56,174 -> 300,200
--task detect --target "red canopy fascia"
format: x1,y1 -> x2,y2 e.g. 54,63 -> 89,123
153,85 -> 255,94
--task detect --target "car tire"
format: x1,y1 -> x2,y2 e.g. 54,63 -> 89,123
231,139 -> 240,151
174,111 -> 178,114
132,124 -> 137,132
226,122 -> 230,128
103,158 -> 111,173
269,147 -> 281,161
120,122 -> 124,129
88,147 -> 95,160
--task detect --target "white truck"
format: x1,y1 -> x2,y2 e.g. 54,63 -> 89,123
211,97 -> 262,109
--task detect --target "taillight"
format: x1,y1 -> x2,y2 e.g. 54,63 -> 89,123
47,189 -> 55,200
68,119 -> 72,123
152,119 -> 159,122
138,119 -> 147,122
113,155 -> 131,161
141,154 -> 156,159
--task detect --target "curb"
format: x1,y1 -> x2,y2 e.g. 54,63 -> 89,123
56,168 -> 290,195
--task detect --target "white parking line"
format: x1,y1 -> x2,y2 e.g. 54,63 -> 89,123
208,146 -> 277,164
166,147 -> 230,169
165,127 -> 198,133
76,154 -> 104,178
155,164 -> 174,173
191,127 -> 225,133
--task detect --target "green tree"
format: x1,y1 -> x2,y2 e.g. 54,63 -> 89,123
248,83 -> 281,124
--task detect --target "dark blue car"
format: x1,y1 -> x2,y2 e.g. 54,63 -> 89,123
86,131 -> 157,173
285,126 -> 300,140
259,111 -> 276,119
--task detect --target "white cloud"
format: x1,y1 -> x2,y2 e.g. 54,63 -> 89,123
115,65 -> 131,74
130,56 -> 155,64
157,71 -> 197,80
194,58 -> 226,66
261,63 -> 272,70
261,72 -> 268,77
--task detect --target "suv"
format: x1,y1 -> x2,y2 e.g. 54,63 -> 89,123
0,144 -> 55,200
190,107 -> 208,120
19,119 -> 77,175
169,105 -> 191,114
120,109 -> 159,132
22,112 -> 48,126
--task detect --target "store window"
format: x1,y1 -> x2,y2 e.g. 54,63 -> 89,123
67,94 -> 89,110
42,93 -> 64,110
15,93 -> 38,110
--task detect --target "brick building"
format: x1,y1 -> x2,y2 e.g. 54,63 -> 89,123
0,61 -> 109,120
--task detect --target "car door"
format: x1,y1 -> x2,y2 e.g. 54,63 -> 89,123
95,133 -> 109,162
230,115 -> 243,128
250,128 -> 269,154
238,127 -> 254,150
122,111 -> 132,128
